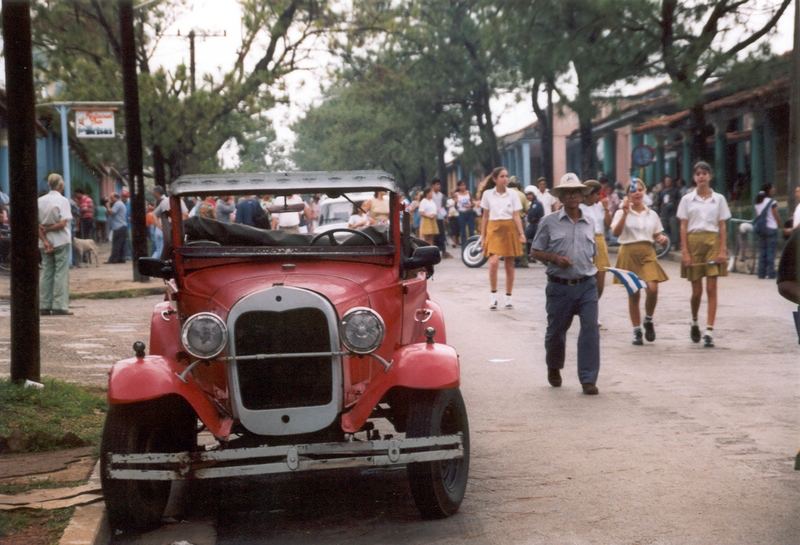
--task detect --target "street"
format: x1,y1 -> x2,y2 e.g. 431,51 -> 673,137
2,256 -> 799,544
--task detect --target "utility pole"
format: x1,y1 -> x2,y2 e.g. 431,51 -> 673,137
3,0 -> 40,382
119,0 -> 148,282
788,0 -> 800,212
169,28 -> 226,94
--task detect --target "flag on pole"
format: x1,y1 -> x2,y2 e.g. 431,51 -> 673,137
605,267 -> 644,296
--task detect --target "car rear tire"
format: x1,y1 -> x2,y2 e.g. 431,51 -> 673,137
100,396 -> 196,531
406,388 -> 470,518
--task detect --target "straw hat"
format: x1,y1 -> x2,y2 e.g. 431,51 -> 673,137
552,172 -> 590,198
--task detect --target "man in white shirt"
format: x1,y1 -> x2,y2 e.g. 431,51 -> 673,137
537,177 -> 560,215
271,194 -> 309,233
38,173 -> 73,315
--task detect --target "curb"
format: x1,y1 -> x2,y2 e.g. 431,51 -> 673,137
58,461 -> 109,545
71,286 -> 165,300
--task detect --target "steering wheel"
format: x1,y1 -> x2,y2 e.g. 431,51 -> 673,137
310,228 -> 378,247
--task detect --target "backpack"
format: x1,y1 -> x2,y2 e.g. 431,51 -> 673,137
753,198 -> 772,236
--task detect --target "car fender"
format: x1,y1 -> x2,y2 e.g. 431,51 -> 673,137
417,299 -> 447,344
148,301 -> 182,357
107,355 -> 233,439
341,342 -> 459,433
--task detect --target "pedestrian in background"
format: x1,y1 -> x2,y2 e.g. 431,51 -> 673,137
523,185 -> 544,261
216,196 -> 235,223
655,175 -> 680,250
95,197 -> 108,242
531,173 -> 599,395
753,183 -> 781,279
38,173 -> 73,315
537,176 -> 559,215
580,180 -> 611,299
611,178 -> 670,345
73,188 -> 94,239
479,167 -> 525,310
431,179 -> 451,258
677,161 -> 731,348
454,179 -> 475,249
106,192 -> 129,264
418,187 -> 439,245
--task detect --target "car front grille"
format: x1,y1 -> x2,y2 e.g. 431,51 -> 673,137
234,308 -> 332,410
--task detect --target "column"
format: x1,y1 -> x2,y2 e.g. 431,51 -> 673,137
750,111 -> 765,198
521,141 -> 531,186
681,131 -> 692,183
603,134 -> 615,181
655,134 -> 665,183
712,117 -> 727,193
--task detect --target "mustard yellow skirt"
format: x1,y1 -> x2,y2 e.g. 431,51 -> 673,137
614,241 -> 668,283
419,216 -> 439,236
594,233 -> 610,270
681,231 -> 728,281
484,219 -> 522,257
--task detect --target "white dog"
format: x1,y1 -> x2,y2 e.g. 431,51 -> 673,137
73,237 -> 99,267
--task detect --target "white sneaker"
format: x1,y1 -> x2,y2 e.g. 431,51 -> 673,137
504,294 -> 513,309
489,294 -> 498,310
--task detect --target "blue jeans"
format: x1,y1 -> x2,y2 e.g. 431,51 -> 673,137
544,278 -> 600,385
457,211 -> 476,248
757,229 -> 778,278
150,227 -> 163,259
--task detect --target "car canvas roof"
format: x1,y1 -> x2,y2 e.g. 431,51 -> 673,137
169,170 -> 398,197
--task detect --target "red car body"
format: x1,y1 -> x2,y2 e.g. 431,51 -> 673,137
101,171 -> 469,532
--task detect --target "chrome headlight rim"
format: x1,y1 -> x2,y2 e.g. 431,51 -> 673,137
340,307 -> 385,355
180,312 -> 228,360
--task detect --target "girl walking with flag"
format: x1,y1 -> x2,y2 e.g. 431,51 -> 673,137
611,178 -> 670,345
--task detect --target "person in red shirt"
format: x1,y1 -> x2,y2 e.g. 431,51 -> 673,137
73,188 -> 95,239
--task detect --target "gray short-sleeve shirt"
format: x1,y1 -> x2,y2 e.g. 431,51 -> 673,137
532,209 -> 597,279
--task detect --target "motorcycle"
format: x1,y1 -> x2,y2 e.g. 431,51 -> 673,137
461,235 -> 488,268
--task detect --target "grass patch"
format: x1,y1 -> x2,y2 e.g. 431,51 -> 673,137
0,378 -> 106,453
0,508 -> 74,544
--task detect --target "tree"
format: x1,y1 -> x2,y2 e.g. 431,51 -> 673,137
31,0 -> 340,184
651,0 -> 792,162
497,0 -> 656,179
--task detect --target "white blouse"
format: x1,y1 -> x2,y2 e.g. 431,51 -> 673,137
580,202 -> 606,235
480,188 -> 522,221
419,198 -> 437,218
611,207 -> 664,244
676,190 -> 731,233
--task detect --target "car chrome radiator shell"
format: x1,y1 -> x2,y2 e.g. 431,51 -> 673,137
226,286 -> 342,436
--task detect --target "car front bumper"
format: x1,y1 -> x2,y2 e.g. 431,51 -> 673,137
106,434 -> 464,480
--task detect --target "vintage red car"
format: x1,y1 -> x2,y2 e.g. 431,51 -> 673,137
101,171 -> 469,531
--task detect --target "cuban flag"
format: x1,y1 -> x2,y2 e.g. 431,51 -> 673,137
605,267 -> 644,296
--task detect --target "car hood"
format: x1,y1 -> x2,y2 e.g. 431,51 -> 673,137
181,264 -> 381,314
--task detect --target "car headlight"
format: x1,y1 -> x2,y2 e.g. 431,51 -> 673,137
181,312 -> 228,359
340,307 -> 385,354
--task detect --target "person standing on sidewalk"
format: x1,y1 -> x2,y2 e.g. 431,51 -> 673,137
454,180 -> 475,249
106,193 -> 128,264
531,173 -> 599,395
611,178 -> 670,345
479,167 -> 525,310
677,161 -> 731,348
38,173 -> 73,315
431,179 -> 451,258
753,183 -> 782,279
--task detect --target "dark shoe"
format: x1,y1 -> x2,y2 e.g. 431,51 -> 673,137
547,368 -> 562,387
644,321 -> 655,342
632,329 -> 643,346
703,334 -> 714,348
690,324 -> 701,343
50,309 -> 73,316
582,383 -> 599,395
39,309 -> 52,315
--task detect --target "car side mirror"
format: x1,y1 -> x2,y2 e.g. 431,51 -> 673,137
403,245 -> 441,272
138,257 -> 174,279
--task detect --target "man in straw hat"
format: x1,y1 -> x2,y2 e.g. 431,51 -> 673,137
531,173 -> 600,395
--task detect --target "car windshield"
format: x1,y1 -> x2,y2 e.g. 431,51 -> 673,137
172,190 -> 394,254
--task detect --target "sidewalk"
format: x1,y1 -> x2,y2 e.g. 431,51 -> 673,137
0,241 -> 165,301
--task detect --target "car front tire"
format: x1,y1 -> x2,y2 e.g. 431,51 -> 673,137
406,388 -> 470,518
100,396 -> 196,531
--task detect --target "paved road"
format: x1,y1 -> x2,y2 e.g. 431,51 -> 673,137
2,256 -> 797,544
